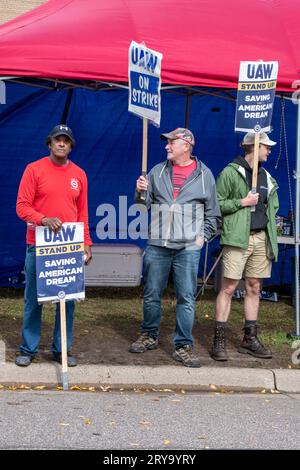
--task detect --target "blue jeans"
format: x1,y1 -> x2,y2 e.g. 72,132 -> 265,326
141,244 -> 201,348
20,245 -> 75,357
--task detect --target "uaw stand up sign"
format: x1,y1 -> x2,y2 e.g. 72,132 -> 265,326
235,60 -> 278,213
36,222 -> 85,390
235,60 -> 278,133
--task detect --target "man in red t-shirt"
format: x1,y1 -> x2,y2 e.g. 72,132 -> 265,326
15,125 -> 92,367
129,128 -> 220,367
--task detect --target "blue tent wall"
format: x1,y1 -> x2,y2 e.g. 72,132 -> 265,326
0,82 -> 297,287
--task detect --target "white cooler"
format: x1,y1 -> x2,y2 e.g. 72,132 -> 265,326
85,244 -> 143,286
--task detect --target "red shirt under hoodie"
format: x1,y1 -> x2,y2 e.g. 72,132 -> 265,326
16,157 -> 92,246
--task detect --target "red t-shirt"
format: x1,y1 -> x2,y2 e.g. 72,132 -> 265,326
172,160 -> 197,199
16,157 -> 92,246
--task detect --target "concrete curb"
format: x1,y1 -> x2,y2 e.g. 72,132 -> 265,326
273,369 -> 300,393
1,363 -> 298,392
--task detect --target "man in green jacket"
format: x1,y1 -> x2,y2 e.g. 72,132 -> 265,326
211,132 -> 279,361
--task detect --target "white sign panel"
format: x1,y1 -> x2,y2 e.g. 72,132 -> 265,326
36,222 -> 85,303
128,41 -> 163,126
235,61 -> 278,133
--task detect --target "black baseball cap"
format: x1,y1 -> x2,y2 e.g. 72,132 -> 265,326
47,124 -> 75,145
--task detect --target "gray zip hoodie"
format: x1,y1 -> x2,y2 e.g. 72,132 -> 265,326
135,157 -> 221,249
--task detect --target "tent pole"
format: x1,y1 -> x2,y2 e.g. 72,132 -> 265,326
185,94 -> 191,128
294,100 -> 300,336
61,89 -> 74,124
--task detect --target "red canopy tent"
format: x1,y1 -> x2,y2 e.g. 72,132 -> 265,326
0,0 -> 299,336
0,0 -> 299,91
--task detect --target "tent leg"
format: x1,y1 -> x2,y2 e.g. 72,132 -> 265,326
61,89 -> 74,124
294,100 -> 300,337
185,93 -> 191,128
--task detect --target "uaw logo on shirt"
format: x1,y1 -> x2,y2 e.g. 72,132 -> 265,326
70,178 -> 79,191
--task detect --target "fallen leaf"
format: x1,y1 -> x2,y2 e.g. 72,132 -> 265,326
139,421 -> 151,426
19,384 -> 30,390
59,423 -> 70,427
88,387 -> 96,392
260,389 -> 266,394
34,385 -> 46,390
0,385 -> 4,389
163,439 -> 171,445
197,436 -> 206,440
181,390 -> 186,394
130,443 -> 139,447
8,386 -> 17,390
100,385 -> 111,392
209,384 -> 217,390
84,419 -> 92,425
170,399 -> 181,403
70,385 -> 82,391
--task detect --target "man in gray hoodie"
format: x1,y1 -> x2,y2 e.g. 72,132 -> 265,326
129,128 -> 220,367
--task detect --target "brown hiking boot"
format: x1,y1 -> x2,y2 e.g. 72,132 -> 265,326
238,325 -> 272,359
211,325 -> 228,361
129,332 -> 158,353
172,345 -> 201,368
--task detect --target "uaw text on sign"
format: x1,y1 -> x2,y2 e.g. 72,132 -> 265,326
235,61 -> 278,133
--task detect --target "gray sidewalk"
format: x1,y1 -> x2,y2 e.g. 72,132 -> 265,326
0,362 -> 299,393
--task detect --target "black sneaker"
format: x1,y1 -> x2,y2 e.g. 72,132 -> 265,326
52,352 -> 77,367
172,345 -> 201,368
15,353 -> 33,367
129,332 -> 158,353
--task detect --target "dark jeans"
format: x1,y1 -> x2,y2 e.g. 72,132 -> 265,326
141,244 -> 201,348
19,245 -> 75,356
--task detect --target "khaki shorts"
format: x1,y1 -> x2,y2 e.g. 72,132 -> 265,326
222,231 -> 272,280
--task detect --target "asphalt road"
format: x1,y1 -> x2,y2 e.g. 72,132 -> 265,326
0,390 -> 299,451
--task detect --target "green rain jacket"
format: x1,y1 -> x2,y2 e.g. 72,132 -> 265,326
217,162 -> 279,261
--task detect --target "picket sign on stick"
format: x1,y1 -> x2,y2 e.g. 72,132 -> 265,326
235,60 -> 279,213
128,41 -> 162,203
251,132 -> 260,212
35,222 -> 85,391
59,297 -> 68,390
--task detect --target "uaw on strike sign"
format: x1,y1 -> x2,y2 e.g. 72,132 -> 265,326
235,61 -> 278,133
128,41 -> 163,126
36,223 -> 85,303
